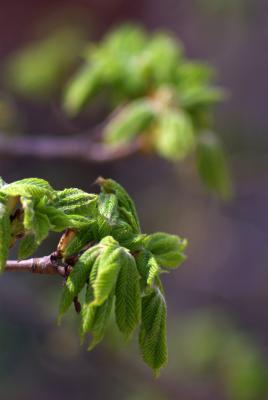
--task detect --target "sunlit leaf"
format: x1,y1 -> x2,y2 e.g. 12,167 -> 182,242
144,232 -> 187,268
154,110 -> 195,161
104,99 -> 155,146
115,249 -> 141,337
139,288 -> 168,374
0,201 -> 11,271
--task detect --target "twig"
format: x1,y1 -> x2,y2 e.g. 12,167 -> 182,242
5,255 -> 72,276
0,133 -> 141,163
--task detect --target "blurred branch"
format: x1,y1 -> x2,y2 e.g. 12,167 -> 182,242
0,133 -> 141,163
5,254 -> 72,276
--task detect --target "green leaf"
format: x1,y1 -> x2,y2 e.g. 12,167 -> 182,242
147,253 -> 160,286
81,286 -> 114,349
0,201 -> 11,271
143,33 -> 182,85
98,193 -> 118,222
102,24 -> 147,56
87,295 -> 114,350
144,232 -> 187,268
59,224 -> 96,259
110,221 -> 141,249
64,215 -> 93,229
20,196 -> 51,244
44,204 -> 93,230
92,237 -> 122,305
59,245 -> 101,317
64,65 -> 103,115
139,288 -> 168,374
94,193 -> 119,239
176,62 -> 216,88
20,196 -> 35,231
97,178 -> 140,233
135,248 -> 159,287
104,99 -> 155,146
179,85 -> 226,109
196,132 -> 233,199
135,248 -> 151,280
115,249 -> 141,338
41,206 -> 72,232
54,188 -> 97,217
118,206 -> 139,234
122,233 -> 145,252
18,234 -> 39,259
32,211 -> 50,244
1,178 -> 53,198
154,110 -> 195,161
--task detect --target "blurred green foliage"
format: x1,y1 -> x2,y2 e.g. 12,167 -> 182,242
5,27 -> 85,99
4,24 -> 232,199
64,24 -> 231,199
168,310 -> 268,400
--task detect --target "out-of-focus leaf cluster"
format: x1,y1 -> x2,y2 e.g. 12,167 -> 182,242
4,24 -> 232,199
64,24 -> 232,199
0,176 -> 187,374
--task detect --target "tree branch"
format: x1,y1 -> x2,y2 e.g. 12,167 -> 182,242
0,133 -> 141,163
5,255 -> 72,277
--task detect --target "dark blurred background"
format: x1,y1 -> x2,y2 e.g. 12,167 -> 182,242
0,1 -> 268,399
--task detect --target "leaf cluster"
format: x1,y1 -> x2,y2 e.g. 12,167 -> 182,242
0,176 -> 187,374
64,24 -> 232,198
4,24 -> 232,199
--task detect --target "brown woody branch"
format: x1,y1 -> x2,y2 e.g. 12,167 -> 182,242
5,254 -> 73,277
0,133 -> 141,163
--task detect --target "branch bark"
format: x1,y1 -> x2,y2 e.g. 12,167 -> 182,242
0,133 -> 140,163
5,255 -> 72,277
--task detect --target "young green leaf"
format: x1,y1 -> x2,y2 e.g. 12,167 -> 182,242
1,178 -> 53,198
97,177 -> 141,233
110,221 -> 141,249
41,206 -> 73,232
95,193 -> 119,239
144,232 -> 187,268
92,237 -> 122,305
139,288 -> 168,374
81,285 -> 114,349
196,132 -> 232,199
87,295 -> 114,350
143,33 -> 182,85
18,233 -> 39,259
147,253 -> 160,286
59,224 -> 96,259
64,65 -> 103,116
20,196 -> 35,231
98,193 -> 118,222
54,188 -> 97,217
0,201 -> 11,271
32,211 -> 51,244
104,99 -> 155,146
118,206 -> 140,234
59,245 -> 101,316
179,85 -> 226,109
154,110 -> 195,161
135,248 -> 159,287
115,249 -> 141,338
